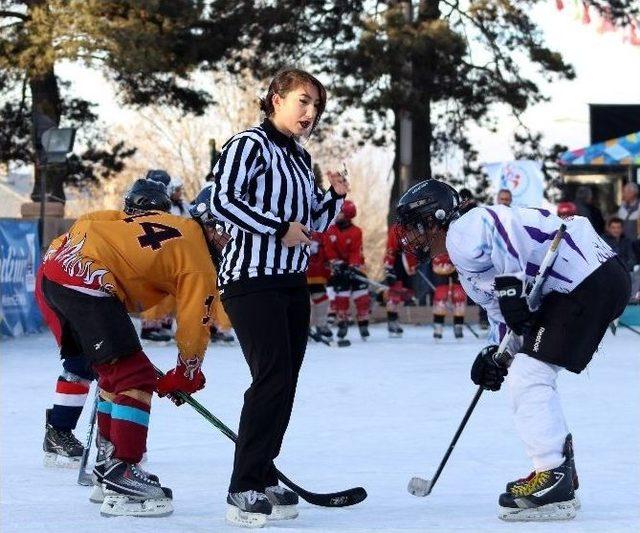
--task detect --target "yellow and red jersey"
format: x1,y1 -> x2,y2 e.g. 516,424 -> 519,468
42,210 -> 223,361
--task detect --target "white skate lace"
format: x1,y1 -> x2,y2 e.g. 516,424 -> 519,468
131,464 -> 159,485
266,485 -> 286,495
244,490 -> 268,504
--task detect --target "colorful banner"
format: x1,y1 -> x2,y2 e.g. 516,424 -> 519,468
0,219 -> 43,337
481,160 -> 546,208
559,131 -> 640,166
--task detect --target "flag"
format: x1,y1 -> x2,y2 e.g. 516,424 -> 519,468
481,160 -> 546,208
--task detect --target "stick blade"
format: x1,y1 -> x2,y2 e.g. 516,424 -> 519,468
302,487 -> 367,507
407,476 -> 431,497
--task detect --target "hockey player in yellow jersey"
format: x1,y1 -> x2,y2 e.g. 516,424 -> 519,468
36,179 -> 225,518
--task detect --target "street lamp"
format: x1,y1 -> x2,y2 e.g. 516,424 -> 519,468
39,127 -> 76,244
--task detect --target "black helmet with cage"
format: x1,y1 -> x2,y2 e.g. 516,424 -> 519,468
123,178 -> 171,215
189,184 -> 230,261
395,179 -> 461,260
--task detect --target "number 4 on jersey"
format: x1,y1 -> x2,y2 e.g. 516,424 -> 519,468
137,222 -> 181,250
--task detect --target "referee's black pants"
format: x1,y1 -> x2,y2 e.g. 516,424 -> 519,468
223,285 -> 310,492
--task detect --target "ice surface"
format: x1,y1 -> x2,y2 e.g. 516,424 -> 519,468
1,324 -> 638,532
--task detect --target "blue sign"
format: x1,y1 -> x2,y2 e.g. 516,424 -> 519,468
0,219 -> 43,337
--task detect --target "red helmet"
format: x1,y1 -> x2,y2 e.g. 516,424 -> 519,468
341,200 -> 357,220
557,201 -> 577,218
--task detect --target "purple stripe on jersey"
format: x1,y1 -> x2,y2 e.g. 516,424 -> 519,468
498,322 -> 507,341
530,208 -> 551,217
523,226 -> 587,262
525,261 -> 573,283
485,208 -> 519,259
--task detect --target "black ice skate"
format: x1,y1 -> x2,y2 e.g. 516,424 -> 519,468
309,327 -> 332,346
211,327 -> 235,345
100,459 -> 173,517
433,323 -> 443,339
226,490 -> 272,528
316,324 -> 334,341
358,320 -> 370,340
388,319 -> 403,338
265,484 -> 299,520
43,409 -> 83,468
140,328 -> 172,344
498,459 -> 577,521
453,324 -> 463,339
336,321 -> 351,347
506,433 -> 580,510
90,435 -> 159,504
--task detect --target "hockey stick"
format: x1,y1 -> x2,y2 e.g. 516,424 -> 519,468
408,224 -> 567,497
351,272 -> 414,302
154,367 -> 367,507
415,269 -> 480,338
77,387 -> 99,486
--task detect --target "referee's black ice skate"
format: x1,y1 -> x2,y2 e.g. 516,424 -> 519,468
358,320 -> 370,340
498,459 -> 577,521
336,320 -> 351,347
43,409 -> 83,468
505,433 -> 580,510
226,490 -> 273,528
265,484 -> 299,520
99,459 -> 173,517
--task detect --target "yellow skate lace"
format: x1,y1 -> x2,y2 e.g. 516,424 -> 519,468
511,471 -> 551,497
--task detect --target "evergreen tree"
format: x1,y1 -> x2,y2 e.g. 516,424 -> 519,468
0,0 -> 246,200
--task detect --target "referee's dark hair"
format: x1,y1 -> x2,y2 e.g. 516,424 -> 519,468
259,68 -> 327,130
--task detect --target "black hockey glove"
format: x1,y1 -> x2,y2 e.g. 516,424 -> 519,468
330,261 -> 352,291
384,267 -> 397,286
470,345 -> 509,391
495,275 -> 534,335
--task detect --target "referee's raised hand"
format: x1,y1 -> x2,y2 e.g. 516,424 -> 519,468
281,221 -> 312,247
327,170 -> 350,196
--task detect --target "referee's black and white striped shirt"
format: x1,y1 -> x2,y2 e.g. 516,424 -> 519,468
209,119 -> 344,297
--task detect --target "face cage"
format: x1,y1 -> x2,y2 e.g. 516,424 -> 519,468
395,215 -> 437,263
204,221 -> 231,254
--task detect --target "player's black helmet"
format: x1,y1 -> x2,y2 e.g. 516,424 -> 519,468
123,178 -> 171,215
189,184 -> 219,227
395,179 -> 460,260
189,184 -> 230,258
145,169 -> 171,189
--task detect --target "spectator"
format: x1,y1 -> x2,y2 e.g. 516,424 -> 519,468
617,182 -> 639,240
601,217 -> 636,271
496,188 -> 512,207
574,185 -> 605,235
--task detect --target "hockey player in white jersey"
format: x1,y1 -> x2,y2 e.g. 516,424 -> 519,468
396,179 -> 631,521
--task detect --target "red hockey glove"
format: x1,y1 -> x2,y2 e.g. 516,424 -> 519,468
157,354 -> 206,405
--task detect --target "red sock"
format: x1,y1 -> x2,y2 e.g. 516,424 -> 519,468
110,395 -> 150,464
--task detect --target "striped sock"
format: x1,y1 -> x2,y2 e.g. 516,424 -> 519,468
97,396 -> 113,442
110,395 -> 150,464
49,376 -> 90,431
